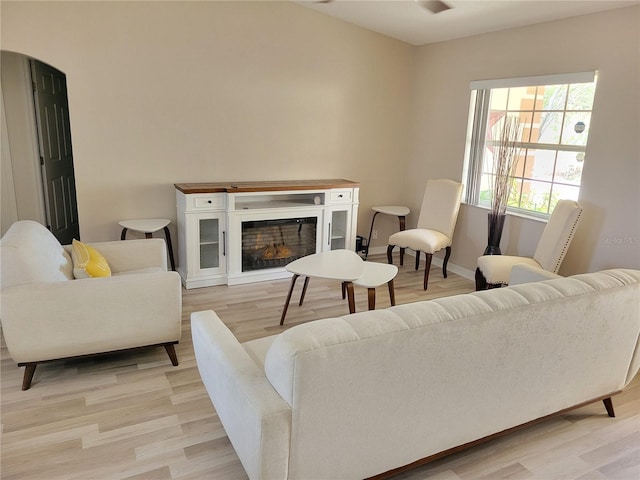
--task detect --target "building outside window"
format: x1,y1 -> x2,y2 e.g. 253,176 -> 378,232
464,72 -> 597,217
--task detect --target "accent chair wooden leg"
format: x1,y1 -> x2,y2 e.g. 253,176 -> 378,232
344,281 -> 356,314
120,228 -> 128,240
415,251 -> 420,271
423,253 -> 433,290
603,397 -> 615,417
442,246 -> 451,278
475,267 -> 488,291
387,245 -> 395,265
387,279 -> 396,306
164,343 -> 179,366
341,281 -> 346,300
398,216 -> 406,265
21,363 -> 37,391
280,274 -> 300,325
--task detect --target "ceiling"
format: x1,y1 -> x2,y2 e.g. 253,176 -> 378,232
296,0 -> 639,46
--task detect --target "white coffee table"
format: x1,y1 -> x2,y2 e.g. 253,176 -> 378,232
280,250 -> 364,325
280,250 -> 399,325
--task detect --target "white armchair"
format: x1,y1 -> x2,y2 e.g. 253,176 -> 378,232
476,199 -> 582,290
0,220 -> 182,390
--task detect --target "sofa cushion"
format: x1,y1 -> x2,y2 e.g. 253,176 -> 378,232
71,240 -> 112,279
0,220 -> 73,288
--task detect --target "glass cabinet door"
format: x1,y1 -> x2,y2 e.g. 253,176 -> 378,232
327,208 -> 351,251
199,217 -> 221,270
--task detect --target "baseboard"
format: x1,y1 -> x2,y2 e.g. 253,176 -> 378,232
365,246 -> 475,282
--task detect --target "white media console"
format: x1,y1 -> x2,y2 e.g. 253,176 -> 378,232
175,180 -> 360,288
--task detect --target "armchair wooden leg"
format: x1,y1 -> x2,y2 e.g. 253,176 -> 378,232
603,397 -> 615,417
415,251 -> 420,271
442,246 -> 451,278
164,343 -> 179,366
423,253 -> 433,290
21,363 -> 37,390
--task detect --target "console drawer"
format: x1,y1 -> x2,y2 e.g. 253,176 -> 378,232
328,189 -> 353,204
187,194 -> 226,211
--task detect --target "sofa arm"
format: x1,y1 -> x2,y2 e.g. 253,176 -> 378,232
509,263 -> 563,285
63,238 -> 168,273
1,271 -> 182,363
191,310 -> 290,480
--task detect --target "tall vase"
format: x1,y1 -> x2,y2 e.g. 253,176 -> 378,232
484,212 -> 506,255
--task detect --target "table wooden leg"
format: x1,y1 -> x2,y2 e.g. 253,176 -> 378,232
299,276 -> 310,306
344,281 -> 356,314
388,278 -> 396,306
367,288 -> 376,310
399,214 -> 407,265
280,274 -> 300,325
163,226 -> 176,271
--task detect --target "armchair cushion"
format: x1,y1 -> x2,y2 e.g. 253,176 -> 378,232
388,228 -> 450,254
477,256 -> 541,284
71,239 -> 112,279
0,220 -> 73,288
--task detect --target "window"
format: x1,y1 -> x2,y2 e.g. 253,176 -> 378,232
464,72 -> 597,216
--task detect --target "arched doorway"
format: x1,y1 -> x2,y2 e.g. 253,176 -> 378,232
1,51 -> 79,243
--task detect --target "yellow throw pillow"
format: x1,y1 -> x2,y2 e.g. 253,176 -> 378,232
71,239 -> 111,279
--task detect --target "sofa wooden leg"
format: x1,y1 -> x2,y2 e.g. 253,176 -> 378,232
21,363 -> 37,390
603,397 -> 615,417
164,344 -> 179,366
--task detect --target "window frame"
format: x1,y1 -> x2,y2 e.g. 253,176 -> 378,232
464,72 -> 597,219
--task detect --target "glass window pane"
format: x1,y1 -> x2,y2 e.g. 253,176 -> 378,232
490,88 -> 508,110
522,149 -> 556,182
561,112 -> 591,146
520,180 -> 552,213
566,82 -> 596,110
507,178 -> 523,208
539,84 -> 568,111
549,184 -> 580,212
507,86 -> 530,110
528,111 -> 543,143
537,112 -> 563,144
554,151 -> 584,186
478,173 -> 493,206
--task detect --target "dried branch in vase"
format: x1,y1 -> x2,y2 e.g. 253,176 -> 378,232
491,115 -> 523,216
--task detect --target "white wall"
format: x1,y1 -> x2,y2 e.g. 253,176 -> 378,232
0,1 -> 413,243
2,2 -> 638,274
408,6 -> 640,274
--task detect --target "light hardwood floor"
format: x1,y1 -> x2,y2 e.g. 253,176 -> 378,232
1,255 -> 638,479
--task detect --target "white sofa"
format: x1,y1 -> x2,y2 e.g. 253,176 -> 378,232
192,268 -> 640,480
0,220 -> 182,390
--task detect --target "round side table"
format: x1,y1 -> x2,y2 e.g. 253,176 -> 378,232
118,219 -> 176,271
366,206 -> 410,261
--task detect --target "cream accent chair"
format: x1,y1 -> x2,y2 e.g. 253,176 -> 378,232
475,199 -> 583,290
0,220 -> 182,390
387,179 -> 463,290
